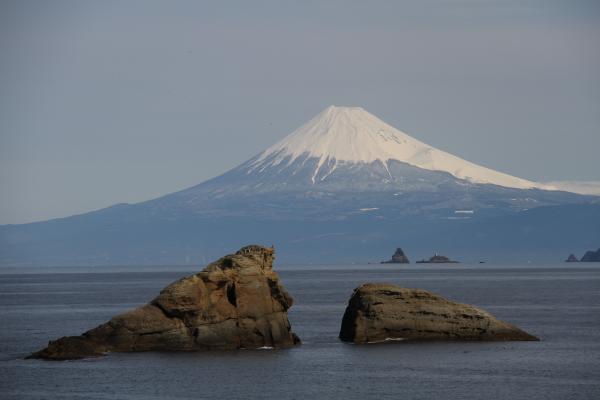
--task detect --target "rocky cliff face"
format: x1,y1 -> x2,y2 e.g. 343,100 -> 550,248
339,283 -> 538,343
29,245 -> 300,360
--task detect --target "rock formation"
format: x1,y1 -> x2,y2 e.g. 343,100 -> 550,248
416,254 -> 459,263
381,248 -> 410,264
565,254 -> 579,262
29,245 -> 300,360
339,283 -> 538,343
580,248 -> 600,262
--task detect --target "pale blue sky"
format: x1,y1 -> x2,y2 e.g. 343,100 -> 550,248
1,0 -> 599,224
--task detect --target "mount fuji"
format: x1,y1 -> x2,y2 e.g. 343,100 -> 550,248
252,105 -> 542,188
1,106 -> 599,266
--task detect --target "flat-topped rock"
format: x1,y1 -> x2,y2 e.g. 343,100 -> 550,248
29,245 -> 300,360
339,283 -> 538,343
416,254 -> 459,263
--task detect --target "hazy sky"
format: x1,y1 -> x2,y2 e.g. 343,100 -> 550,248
1,0 -> 599,224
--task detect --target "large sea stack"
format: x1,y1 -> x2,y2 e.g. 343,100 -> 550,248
339,283 -> 538,343
29,245 -> 300,360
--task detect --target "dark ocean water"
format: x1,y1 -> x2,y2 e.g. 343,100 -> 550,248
1,263 -> 599,400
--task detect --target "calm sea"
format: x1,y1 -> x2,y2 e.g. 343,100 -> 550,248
1,263 -> 599,400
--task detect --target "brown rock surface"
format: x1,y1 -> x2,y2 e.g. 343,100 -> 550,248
29,245 -> 300,360
339,283 -> 538,343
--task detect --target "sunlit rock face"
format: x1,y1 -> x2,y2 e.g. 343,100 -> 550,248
29,245 -> 300,360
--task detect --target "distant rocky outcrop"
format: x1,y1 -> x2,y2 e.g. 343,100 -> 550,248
381,248 -> 410,264
580,248 -> 600,262
339,283 -> 538,343
416,254 -> 459,263
28,245 -> 300,360
565,254 -> 579,262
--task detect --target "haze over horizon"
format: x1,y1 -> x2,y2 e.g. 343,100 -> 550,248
1,0 -> 599,224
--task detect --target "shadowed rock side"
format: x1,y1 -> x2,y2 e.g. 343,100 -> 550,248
28,245 -> 300,360
339,283 -> 538,343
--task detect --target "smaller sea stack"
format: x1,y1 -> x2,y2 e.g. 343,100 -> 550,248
416,254 -> 459,263
381,248 -> 410,264
565,254 -> 579,262
339,283 -> 538,343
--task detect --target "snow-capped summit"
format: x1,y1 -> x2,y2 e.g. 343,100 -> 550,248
251,105 -> 546,190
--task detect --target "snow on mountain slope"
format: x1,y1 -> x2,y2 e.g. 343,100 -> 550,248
250,106 -> 549,190
543,181 -> 600,196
